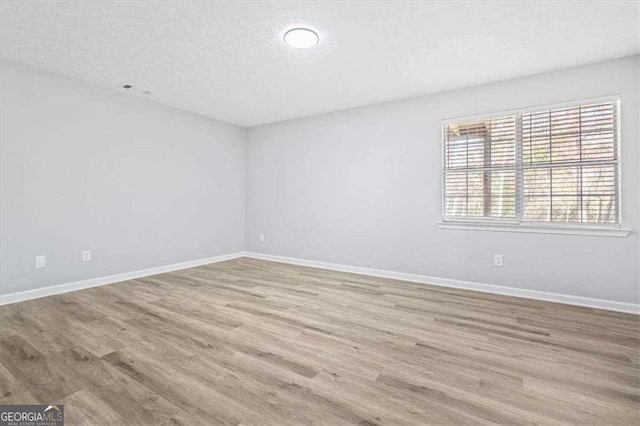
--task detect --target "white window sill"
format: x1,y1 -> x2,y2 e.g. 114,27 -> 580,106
438,221 -> 631,237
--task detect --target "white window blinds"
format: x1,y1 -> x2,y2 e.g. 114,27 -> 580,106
443,99 -> 620,226
444,116 -> 517,219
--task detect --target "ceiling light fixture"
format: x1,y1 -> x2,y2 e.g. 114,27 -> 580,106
284,28 -> 319,48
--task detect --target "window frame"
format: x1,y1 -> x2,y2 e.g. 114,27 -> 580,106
439,96 -> 630,237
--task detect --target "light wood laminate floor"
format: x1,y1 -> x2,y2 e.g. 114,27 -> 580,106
0,258 -> 638,425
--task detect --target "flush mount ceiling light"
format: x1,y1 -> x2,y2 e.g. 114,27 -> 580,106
284,28 -> 319,48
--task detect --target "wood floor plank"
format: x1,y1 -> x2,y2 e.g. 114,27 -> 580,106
0,335 -> 84,402
0,257 -> 638,425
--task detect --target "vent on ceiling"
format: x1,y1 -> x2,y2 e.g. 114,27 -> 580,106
119,83 -> 151,96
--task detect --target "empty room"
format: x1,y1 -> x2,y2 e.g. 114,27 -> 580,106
0,1 -> 638,425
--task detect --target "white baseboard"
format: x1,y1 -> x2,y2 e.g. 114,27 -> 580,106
2,250 -> 637,315
0,252 -> 244,306
243,251 -> 639,315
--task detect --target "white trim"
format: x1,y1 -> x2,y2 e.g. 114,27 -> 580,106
0,252 -> 244,306
438,221 -> 631,237
244,251 -> 639,315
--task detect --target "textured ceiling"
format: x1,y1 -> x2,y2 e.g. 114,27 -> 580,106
1,1 -> 638,127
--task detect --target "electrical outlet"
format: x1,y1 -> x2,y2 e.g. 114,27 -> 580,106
259,233 -> 265,242
494,254 -> 504,267
35,255 -> 46,269
82,250 -> 91,262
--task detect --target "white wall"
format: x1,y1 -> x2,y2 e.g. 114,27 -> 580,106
246,56 -> 639,304
0,61 -> 245,295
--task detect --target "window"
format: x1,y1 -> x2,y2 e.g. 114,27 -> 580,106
442,99 -> 621,231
